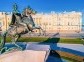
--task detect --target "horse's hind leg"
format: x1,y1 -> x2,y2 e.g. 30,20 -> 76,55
12,35 -> 22,50
0,31 -> 7,54
11,34 -> 20,43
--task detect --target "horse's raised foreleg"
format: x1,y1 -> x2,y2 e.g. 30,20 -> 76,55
34,26 -> 45,36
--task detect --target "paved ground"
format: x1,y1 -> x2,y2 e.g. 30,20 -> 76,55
26,42 -> 84,57
57,43 -> 84,53
1,30 -> 84,38
57,43 -> 84,57
27,42 -> 84,52
5,42 -> 84,55
21,32 -> 84,38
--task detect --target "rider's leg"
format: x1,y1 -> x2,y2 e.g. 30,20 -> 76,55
19,22 -> 30,31
26,24 -> 33,32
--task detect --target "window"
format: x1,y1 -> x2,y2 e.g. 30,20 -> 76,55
0,22 -> 2,27
2,12 -> 3,15
68,22 -> 70,26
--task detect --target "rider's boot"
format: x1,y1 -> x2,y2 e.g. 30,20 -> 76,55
26,24 -> 34,32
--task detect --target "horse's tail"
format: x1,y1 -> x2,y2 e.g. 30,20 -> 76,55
0,31 -> 8,54
0,31 -> 7,49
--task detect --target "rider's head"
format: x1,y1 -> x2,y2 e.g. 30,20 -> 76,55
27,9 -> 32,14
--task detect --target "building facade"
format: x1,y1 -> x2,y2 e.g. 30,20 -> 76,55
0,12 -> 12,32
32,11 -> 82,33
0,11 -> 82,33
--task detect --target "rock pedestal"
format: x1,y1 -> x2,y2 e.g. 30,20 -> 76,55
0,50 -> 47,62
0,44 -> 50,62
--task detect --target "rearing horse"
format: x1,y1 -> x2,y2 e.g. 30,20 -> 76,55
1,13 -> 45,51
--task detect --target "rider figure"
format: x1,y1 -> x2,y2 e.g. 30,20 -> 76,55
10,3 -> 35,32
10,3 -> 27,28
10,12 -> 28,29
22,8 -> 35,31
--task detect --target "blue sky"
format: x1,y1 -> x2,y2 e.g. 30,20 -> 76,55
0,0 -> 84,13
0,0 -> 84,23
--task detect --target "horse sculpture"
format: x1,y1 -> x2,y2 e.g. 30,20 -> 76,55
0,12 -> 45,53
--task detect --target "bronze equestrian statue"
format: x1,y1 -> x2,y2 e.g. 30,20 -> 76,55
0,7 -> 45,53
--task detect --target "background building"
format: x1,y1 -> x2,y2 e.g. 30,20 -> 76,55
32,11 -> 82,33
0,12 -> 12,32
0,11 -> 82,33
